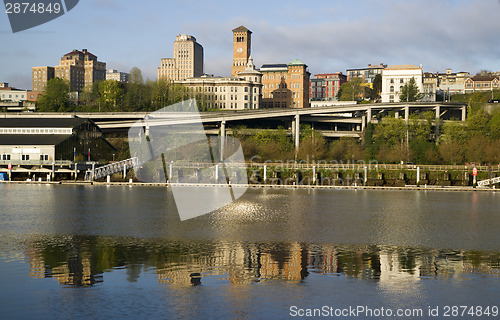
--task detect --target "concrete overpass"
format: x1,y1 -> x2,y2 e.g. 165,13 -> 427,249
1,102 -> 467,149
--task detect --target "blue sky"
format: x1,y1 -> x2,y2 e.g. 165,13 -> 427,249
1,0 -> 500,90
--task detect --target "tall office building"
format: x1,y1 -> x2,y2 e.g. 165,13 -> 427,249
158,34 -> 204,81
231,26 -> 252,77
32,49 -> 105,92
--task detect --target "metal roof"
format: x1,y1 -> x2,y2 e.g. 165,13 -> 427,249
0,134 -> 71,145
260,64 -> 288,69
0,118 -> 86,128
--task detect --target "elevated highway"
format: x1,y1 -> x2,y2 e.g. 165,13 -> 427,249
1,102 -> 467,148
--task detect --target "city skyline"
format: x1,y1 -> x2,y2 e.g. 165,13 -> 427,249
2,0 -> 500,90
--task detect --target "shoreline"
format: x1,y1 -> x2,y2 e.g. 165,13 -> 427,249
1,180 -> 497,192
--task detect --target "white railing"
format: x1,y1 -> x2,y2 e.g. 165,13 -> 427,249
477,176 -> 500,187
85,157 -> 139,181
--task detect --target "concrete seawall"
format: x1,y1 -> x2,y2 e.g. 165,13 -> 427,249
1,180 -> 498,192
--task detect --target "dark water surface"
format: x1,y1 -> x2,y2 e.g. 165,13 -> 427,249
1,184 -> 499,319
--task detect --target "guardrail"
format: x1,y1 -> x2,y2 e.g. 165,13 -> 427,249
85,157 -> 139,181
477,177 -> 500,187
132,161 -> 499,172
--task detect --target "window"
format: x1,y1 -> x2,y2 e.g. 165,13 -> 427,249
40,155 -> 49,161
390,86 -> 394,93
2,154 -> 10,161
22,155 -> 30,161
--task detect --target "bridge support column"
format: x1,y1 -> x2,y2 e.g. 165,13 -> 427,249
361,115 -> 366,132
404,105 -> 409,122
435,106 -> 441,120
264,165 -> 267,184
461,106 -> 466,121
220,120 -> 226,162
123,163 -> 127,179
312,166 -> 316,185
52,162 -> 55,180
395,110 -> 400,119
169,163 -> 173,183
364,166 -> 368,186
367,107 -> 372,123
294,114 -> 300,152
435,106 -> 441,138
417,167 -> 420,185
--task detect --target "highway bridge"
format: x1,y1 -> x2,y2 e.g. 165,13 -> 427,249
1,102 -> 467,149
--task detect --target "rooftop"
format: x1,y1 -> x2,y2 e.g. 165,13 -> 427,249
260,64 -> 288,70
0,134 -> 71,145
287,59 -> 307,67
232,25 -> 252,33
0,118 -> 85,128
385,64 -> 421,70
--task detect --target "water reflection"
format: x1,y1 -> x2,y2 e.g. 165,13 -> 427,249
22,235 -> 500,288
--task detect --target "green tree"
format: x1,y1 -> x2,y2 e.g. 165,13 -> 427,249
399,77 -> 422,102
339,77 -> 364,101
488,109 -> 500,140
129,67 -> 144,85
97,80 -> 125,111
371,74 -> 382,101
36,78 -> 75,112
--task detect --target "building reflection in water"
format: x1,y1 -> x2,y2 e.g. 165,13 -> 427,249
24,236 -> 500,288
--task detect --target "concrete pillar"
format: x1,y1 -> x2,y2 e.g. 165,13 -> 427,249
461,106 -> 466,121
334,123 -> 338,131
313,166 -> 316,185
361,115 -> 366,132
52,162 -> 55,180
74,163 -> 78,181
215,164 -> 219,183
169,163 -> 173,182
395,110 -> 400,118
107,175 -> 110,183
364,166 -> 368,186
294,114 -> 300,151
404,105 -> 409,122
435,106 -> 441,138
264,165 -> 267,184
123,163 -> 127,179
417,167 -> 420,184
91,162 -> 95,181
220,120 -> 226,162
367,107 -> 372,123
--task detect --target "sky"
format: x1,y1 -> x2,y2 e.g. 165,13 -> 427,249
1,0 -> 500,90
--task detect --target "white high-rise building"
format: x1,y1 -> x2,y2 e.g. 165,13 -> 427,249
158,35 -> 204,81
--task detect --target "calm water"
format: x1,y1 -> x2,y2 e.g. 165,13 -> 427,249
1,184 -> 500,319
